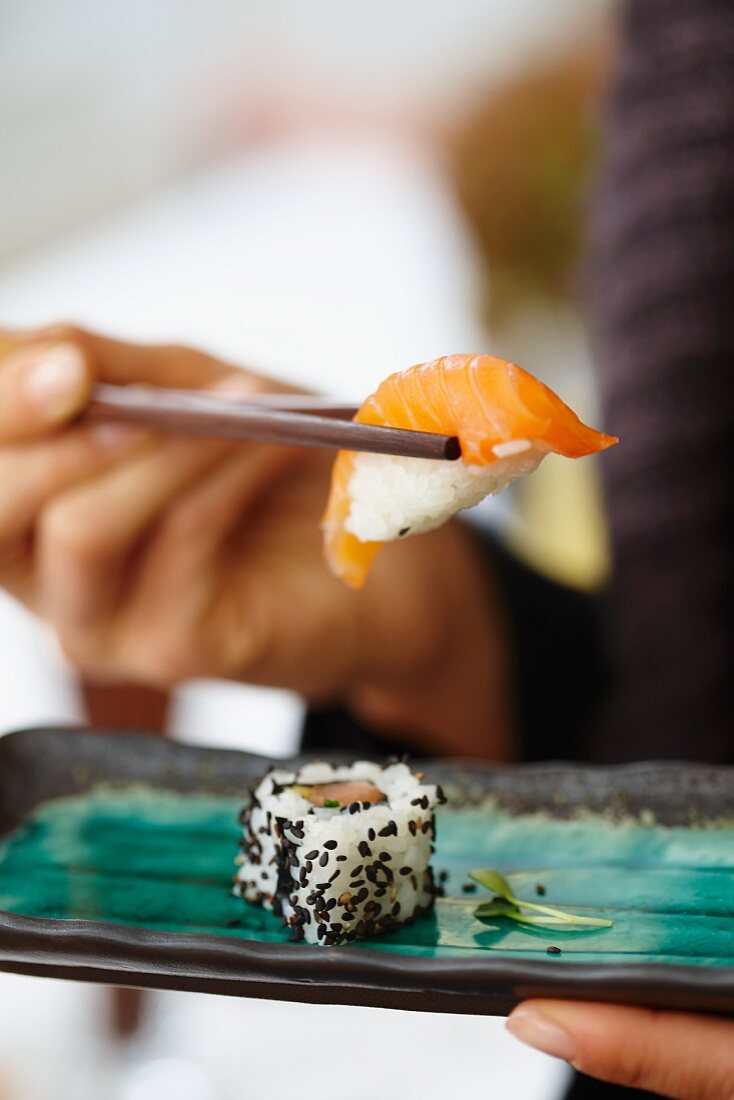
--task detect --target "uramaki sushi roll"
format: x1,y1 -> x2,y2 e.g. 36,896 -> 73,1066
234,760 -> 445,945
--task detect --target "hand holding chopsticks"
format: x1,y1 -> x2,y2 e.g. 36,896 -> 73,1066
0,326 -> 493,752
85,383 -> 461,461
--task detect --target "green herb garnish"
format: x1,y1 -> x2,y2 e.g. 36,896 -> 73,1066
470,868 -> 612,930
323,799 -> 340,808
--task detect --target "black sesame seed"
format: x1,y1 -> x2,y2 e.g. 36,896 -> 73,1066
410,797 -> 423,806
315,882 -> 332,890
399,866 -> 411,876
349,802 -> 360,814
305,861 -> 313,873
336,854 -> 348,862
435,784 -> 446,804
368,828 -> 376,841
324,840 -> 338,850
349,879 -> 366,889
398,527 -> 410,537
358,841 -> 372,858
323,933 -> 336,946
350,865 -> 364,877
408,821 -> 417,836
317,924 -> 325,940
379,852 -> 392,862
329,870 -> 341,883
319,852 -> 329,867
547,946 -> 562,956
305,850 -> 319,861
330,923 -> 343,935
392,902 -> 401,916
355,887 -> 369,903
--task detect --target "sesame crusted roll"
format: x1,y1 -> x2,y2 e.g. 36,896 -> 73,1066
234,760 -> 446,945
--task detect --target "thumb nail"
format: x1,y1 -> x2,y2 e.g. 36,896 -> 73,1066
22,344 -> 88,421
506,1007 -> 577,1063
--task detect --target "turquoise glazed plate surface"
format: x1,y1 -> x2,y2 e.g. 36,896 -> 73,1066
0,728 -> 732,1016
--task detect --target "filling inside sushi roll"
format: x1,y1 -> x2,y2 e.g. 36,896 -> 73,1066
292,780 -> 386,808
234,760 -> 445,945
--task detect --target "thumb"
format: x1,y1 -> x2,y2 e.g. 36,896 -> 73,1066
506,1000 -> 734,1100
0,341 -> 92,441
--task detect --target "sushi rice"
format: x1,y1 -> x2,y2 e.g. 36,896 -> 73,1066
234,760 -> 445,945
344,444 -> 546,543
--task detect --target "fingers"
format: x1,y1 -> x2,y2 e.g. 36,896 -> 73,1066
0,342 -> 92,441
37,436 -> 234,668
0,319 -> 301,444
7,323 -> 288,391
506,1000 -> 734,1100
108,444 -> 299,684
0,424 -> 143,545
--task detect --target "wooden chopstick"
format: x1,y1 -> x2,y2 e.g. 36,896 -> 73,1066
228,393 -> 359,418
169,389 -> 359,419
85,384 -> 461,461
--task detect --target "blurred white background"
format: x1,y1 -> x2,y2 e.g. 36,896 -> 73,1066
0,1 -> 609,1096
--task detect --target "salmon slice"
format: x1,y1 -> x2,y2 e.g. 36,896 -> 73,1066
323,354 -> 617,588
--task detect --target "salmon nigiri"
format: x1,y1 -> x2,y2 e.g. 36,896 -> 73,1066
323,354 -> 617,588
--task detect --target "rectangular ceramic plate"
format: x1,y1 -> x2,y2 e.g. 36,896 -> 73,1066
0,728 -> 732,1017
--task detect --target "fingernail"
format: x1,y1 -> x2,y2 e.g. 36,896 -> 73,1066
88,422 -> 143,451
506,1008 -> 577,1062
22,344 -> 88,419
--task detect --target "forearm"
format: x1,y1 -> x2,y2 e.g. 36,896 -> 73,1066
317,523 -> 605,764
347,521 -> 514,760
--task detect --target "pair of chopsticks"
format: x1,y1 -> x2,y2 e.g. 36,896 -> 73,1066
85,384 -> 461,461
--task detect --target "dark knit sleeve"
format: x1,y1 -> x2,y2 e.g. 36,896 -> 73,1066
588,0 -> 734,763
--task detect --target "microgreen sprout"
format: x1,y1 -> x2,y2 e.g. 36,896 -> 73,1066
470,868 -> 612,930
